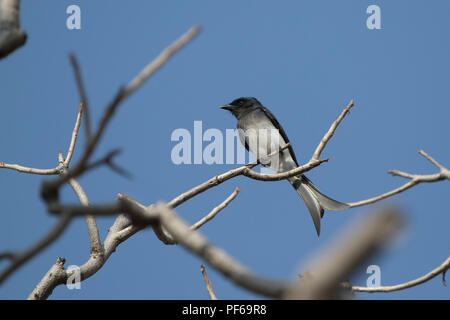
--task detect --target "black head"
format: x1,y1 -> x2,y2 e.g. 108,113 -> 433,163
220,97 -> 261,117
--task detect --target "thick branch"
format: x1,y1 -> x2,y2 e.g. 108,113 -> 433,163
284,208 -> 403,299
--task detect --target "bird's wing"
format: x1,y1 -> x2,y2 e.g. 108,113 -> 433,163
259,106 -> 299,166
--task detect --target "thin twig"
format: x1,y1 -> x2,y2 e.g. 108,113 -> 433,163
191,187 -> 240,230
70,55 -> 91,141
64,102 -> 83,167
0,162 -> 59,175
352,256 -> 450,293
0,102 -> 84,175
124,25 -> 202,98
312,99 -> 354,161
201,265 -> 218,300
348,150 -> 449,208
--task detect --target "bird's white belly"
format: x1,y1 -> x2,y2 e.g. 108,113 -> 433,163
238,117 -> 295,172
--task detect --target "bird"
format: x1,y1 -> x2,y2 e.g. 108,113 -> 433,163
220,97 -> 348,236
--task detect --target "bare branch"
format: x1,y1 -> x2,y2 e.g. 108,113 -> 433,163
119,188 -> 240,245
0,251 -> 14,261
284,207 -> 403,299
0,102 -> 84,175
124,25 -> 202,98
34,197 -> 407,300
0,214 -> 72,284
201,265 -> 218,300
69,55 -> 91,141
312,99 -> 354,161
348,150 -> 449,208
352,256 -> 450,293
153,203 -> 289,298
191,187 -> 240,230
419,149 -> 445,170
67,177 -> 102,255
28,257 -> 67,300
41,26 -> 202,195
64,102 -> 83,167
0,162 -> 59,175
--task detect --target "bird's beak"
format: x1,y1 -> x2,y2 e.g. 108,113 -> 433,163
220,104 -> 233,111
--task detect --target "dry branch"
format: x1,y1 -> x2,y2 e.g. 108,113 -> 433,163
351,256 -> 450,293
348,149 -> 450,208
284,207 -> 404,299
201,265 -> 218,300
2,19 -> 448,301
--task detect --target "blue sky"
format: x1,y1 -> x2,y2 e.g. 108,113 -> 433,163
1,0 -> 449,299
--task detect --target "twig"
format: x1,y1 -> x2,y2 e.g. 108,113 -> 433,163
124,25 -> 202,98
348,150 -> 449,208
191,187 -> 240,230
0,102 -> 84,175
352,256 -> 450,293
0,162 -> 59,175
312,99 -> 354,161
64,102 -> 83,167
201,265 -> 217,300
70,56 -> 91,141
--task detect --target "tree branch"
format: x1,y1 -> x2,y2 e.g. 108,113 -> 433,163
351,256 -> 450,293
0,102 -> 83,175
0,214 -> 73,284
41,25 -> 202,198
284,207 -> 403,299
348,150 -> 449,208
311,99 -> 354,161
69,56 -> 91,142
191,187 -> 240,230
201,265 -> 217,300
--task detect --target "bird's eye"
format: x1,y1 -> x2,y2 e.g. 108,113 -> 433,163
238,100 -> 244,106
